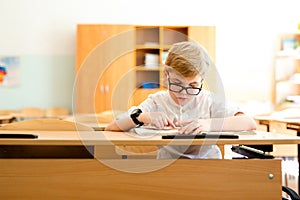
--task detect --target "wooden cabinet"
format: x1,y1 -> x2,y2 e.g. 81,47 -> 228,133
272,32 -> 300,110
76,25 -> 216,113
76,24 -> 135,113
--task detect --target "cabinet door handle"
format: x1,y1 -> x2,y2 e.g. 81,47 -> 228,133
105,85 -> 109,93
100,85 -> 104,93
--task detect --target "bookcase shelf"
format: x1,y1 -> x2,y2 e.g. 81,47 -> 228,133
134,26 -> 189,93
273,32 -> 300,110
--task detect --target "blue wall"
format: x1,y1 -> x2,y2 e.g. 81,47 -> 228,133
0,55 -> 75,112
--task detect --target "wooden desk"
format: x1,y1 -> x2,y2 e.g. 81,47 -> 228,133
63,113 -> 110,131
0,130 -> 300,200
1,130 -> 299,146
255,116 -> 300,193
79,122 -> 109,131
254,116 -> 300,133
0,115 -> 15,124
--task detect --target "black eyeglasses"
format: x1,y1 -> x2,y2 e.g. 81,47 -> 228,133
168,78 -> 202,95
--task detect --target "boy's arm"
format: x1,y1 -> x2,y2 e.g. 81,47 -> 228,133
105,116 -> 136,131
214,113 -> 257,132
177,113 -> 257,134
105,112 -> 176,131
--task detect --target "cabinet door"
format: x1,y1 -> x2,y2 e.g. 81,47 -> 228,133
188,26 -> 216,61
76,25 -> 134,113
96,50 -> 135,113
189,26 -> 216,93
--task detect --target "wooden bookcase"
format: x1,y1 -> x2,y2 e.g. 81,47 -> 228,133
132,26 -> 189,105
76,25 -> 215,113
272,32 -> 300,110
132,26 -> 216,105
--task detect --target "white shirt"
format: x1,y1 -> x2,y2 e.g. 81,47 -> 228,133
124,90 -> 242,159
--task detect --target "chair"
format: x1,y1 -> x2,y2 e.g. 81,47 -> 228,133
18,107 -> 45,119
45,107 -> 69,118
115,146 -> 157,159
64,110 -> 126,131
0,110 -> 17,124
0,109 -> 16,115
67,110 -> 125,123
95,110 -> 125,123
0,116 -> 16,124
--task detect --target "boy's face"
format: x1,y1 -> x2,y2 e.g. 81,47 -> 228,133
167,71 -> 203,106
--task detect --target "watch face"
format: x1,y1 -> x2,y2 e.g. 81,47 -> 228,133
130,109 -> 143,126
131,109 -> 141,117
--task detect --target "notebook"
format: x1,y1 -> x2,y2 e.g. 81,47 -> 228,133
134,126 -> 255,137
134,126 -> 179,136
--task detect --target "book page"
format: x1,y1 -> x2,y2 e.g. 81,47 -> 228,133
134,126 -> 256,136
134,126 -> 179,136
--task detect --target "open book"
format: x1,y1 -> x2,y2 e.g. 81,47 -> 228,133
134,126 -> 179,136
134,126 -> 256,137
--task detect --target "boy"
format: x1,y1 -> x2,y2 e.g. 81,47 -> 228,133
105,41 -> 256,159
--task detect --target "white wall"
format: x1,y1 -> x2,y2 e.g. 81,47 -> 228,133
0,0 -> 299,114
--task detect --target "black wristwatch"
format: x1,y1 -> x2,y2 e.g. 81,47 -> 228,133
130,108 -> 144,126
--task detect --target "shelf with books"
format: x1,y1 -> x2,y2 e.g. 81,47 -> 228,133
131,25 -> 215,106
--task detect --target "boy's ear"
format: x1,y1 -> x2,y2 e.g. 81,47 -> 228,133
163,69 -> 169,77
162,69 -> 169,88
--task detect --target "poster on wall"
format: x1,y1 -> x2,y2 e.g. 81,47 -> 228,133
0,56 -> 20,87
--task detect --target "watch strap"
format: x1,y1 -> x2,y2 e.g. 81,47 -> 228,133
130,109 -> 144,126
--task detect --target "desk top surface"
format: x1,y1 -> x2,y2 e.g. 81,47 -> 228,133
0,130 -> 300,146
0,115 -> 15,120
254,115 -> 300,124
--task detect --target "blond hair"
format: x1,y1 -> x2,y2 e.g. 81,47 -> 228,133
165,41 -> 212,78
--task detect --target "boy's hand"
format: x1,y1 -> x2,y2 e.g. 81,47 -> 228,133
176,119 -> 212,134
139,112 -> 176,130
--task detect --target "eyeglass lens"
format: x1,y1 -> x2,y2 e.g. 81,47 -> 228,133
168,79 -> 202,95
